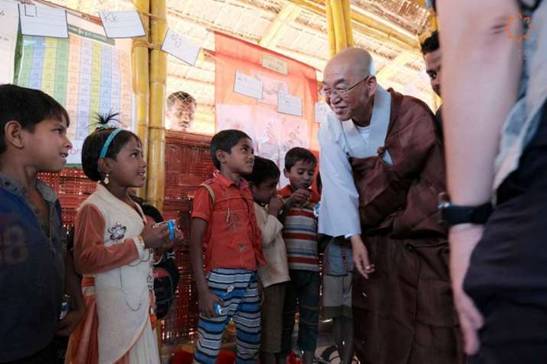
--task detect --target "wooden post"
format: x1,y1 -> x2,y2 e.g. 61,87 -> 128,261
325,0 -> 354,56
132,0 -> 150,198
147,0 -> 167,210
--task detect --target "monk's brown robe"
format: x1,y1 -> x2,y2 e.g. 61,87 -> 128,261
351,89 -> 463,364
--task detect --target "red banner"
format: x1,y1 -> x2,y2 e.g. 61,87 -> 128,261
214,32 -> 319,179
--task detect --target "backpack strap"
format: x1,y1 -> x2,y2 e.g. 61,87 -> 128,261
200,183 -> 216,205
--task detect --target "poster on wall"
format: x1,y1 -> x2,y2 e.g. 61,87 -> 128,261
214,33 -> 318,186
0,0 -> 19,84
15,13 -> 133,164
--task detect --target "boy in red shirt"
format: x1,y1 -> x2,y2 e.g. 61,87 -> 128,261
190,129 -> 265,364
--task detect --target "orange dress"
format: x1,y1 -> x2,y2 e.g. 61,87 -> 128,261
65,201 -> 157,364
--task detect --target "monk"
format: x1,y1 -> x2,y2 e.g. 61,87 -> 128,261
318,48 -> 463,364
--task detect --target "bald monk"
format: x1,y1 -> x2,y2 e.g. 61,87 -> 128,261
318,48 -> 463,364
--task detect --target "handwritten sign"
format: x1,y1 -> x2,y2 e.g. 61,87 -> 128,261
234,71 -> 263,100
100,10 -> 145,39
19,3 -> 68,38
278,92 -> 302,117
262,54 -> 288,75
161,28 -> 200,66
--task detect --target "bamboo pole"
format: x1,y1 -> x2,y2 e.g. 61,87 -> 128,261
330,0 -> 347,53
325,0 -> 336,56
325,0 -> 354,56
147,0 -> 167,210
342,0 -> 353,46
132,0 -> 150,199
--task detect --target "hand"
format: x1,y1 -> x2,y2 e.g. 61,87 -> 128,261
141,222 -> 169,249
288,189 -> 310,207
350,235 -> 375,278
56,308 -> 85,336
350,156 -> 378,176
198,289 -> 222,318
165,227 -> 185,248
174,227 -> 184,241
268,196 -> 284,216
449,224 -> 485,355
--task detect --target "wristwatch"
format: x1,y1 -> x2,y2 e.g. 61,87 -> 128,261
438,192 -> 493,226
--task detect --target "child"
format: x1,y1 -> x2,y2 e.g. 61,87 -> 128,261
190,129 -> 265,364
322,236 -> 354,364
65,114 -> 174,364
245,156 -> 290,364
278,147 -> 320,364
0,84 -> 83,363
316,174 -> 355,364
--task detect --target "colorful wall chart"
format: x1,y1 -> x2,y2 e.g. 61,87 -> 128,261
16,22 -> 132,164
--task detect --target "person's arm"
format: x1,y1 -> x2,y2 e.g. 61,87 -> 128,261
278,189 -> 309,224
56,253 -> 84,336
74,205 -> 140,274
437,0 -> 522,355
318,116 -> 374,276
318,116 -> 361,238
189,187 -> 221,317
74,204 -> 169,274
256,202 -> 283,248
189,218 -> 220,317
350,101 -> 438,227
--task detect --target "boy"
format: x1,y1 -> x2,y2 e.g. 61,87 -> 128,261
278,147 -> 320,364
0,84 -> 83,363
245,156 -> 290,364
190,129 -> 265,364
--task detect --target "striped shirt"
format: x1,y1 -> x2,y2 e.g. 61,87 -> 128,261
279,185 -> 320,271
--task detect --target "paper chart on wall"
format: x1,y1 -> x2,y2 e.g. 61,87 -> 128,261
16,15 -> 133,164
0,0 -> 19,84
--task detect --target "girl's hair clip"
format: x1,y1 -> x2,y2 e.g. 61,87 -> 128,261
94,111 -> 121,130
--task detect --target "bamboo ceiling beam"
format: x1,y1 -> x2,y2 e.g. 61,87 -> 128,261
288,0 -> 419,50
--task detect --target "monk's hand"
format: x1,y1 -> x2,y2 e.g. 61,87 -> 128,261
350,156 -> 379,175
350,235 -> 375,279
450,224 -> 485,355
377,146 -> 386,157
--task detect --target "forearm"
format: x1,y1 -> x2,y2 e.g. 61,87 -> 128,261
261,215 -> 282,247
65,253 -> 84,312
438,0 -> 522,205
76,239 -> 140,274
189,219 -> 209,294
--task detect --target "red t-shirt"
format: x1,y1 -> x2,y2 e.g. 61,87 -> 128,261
192,174 -> 265,272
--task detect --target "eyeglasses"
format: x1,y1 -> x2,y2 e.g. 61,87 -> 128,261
321,75 -> 370,98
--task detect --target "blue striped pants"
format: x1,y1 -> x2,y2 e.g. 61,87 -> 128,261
194,269 -> 261,364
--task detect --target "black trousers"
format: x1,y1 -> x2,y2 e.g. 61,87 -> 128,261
465,104 -> 547,363
468,297 -> 547,364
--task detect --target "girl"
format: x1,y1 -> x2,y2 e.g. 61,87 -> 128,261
66,114 -> 175,364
